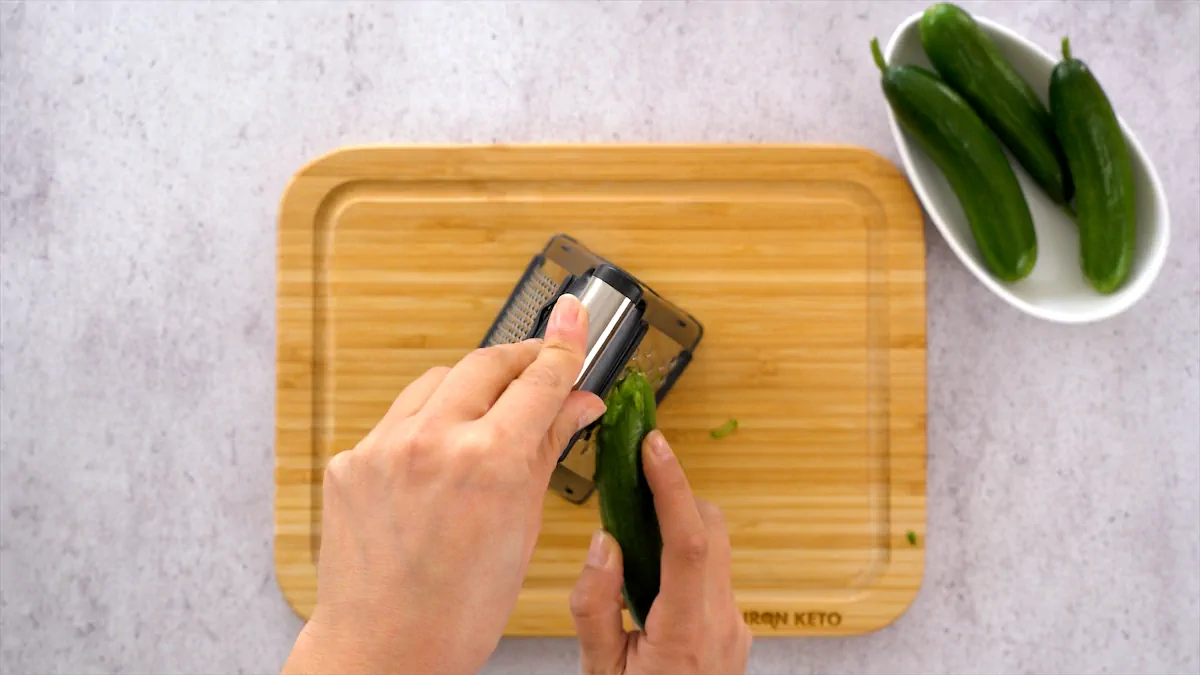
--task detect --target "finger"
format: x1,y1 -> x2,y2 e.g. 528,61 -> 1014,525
536,390 -> 606,474
641,430 -> 709,637
570,530 -> 628,675
696,499 -> 735,604
358,366 -> 451,449
487,294 -> 589,447
382,366 -> 451,422
421,340 -> 543,421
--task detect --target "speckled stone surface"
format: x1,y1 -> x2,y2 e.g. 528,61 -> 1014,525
1,1 -> 1197,673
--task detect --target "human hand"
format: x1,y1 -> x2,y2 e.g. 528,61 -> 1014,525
569,430 -> 752,675
282,294 -> 606,675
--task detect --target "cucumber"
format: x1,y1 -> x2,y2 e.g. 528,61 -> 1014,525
1050,38 -> 1136,294
871,39 -> 1037,282
595,371 -> 660,629
920,3 -> 1073,205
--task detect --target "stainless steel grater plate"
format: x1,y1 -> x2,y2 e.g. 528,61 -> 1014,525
481,268 -> 561,348
481,233 -> 703,504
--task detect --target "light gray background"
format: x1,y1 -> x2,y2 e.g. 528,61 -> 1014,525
2,1 -> 1197,673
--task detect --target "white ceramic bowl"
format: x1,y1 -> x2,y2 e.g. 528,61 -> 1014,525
882,11 -> 1170,324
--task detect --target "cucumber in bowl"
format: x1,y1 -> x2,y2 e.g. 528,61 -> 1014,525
1051,38 -> 1137,294
870,38 -> 1037,283
919,3 -> 1074,206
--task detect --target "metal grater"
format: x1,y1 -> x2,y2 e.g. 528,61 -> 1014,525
481,233 -> 704,504
481,268 -> 560,347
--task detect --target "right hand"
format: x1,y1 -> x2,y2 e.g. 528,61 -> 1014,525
282,294 -> 605,675
569,430 -> 752,675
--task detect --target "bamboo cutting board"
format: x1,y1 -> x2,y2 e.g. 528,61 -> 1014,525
275,145 -> 926,636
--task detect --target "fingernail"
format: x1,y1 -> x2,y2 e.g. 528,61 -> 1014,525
521,337 -> 543,345
549,294 -> 583,332
577,401 -> 606,430
587,530 -> 610,568
648,429 -> 672,461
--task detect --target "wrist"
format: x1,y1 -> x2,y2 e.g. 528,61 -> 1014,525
282,615 -> 373,675
282,605 -> 480,675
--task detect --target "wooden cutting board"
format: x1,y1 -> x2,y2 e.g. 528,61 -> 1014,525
275,145 -> 927,636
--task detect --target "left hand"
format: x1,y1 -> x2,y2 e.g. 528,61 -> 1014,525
282,294 -> 605,675
569,430 -> 752,675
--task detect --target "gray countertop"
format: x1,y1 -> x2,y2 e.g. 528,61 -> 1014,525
1,1 -> 1197,673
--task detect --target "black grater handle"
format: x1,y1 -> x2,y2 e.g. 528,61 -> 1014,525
527,265 -> 648,463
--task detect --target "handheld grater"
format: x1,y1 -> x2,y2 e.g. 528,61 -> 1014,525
480,233 -> 703,504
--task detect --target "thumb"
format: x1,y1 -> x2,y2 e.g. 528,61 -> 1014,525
570,530 -> 628,675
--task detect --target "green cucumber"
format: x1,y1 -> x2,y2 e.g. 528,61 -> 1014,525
1050,38 -> 1136,294
595,371 -> 660,629
871,39 -> 1037,282
920,3 -> 1073,205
